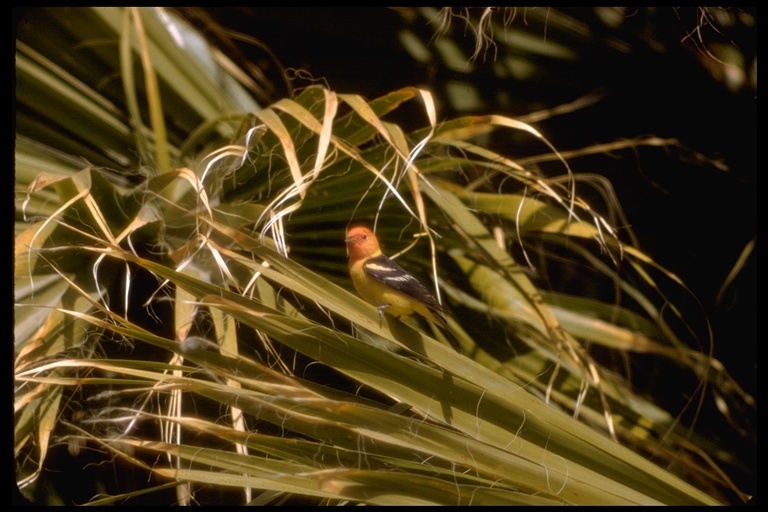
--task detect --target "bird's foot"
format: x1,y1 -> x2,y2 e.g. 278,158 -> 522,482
375,304 -> 390,326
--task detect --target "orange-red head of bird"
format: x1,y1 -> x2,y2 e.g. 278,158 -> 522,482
345,226 -> 380,262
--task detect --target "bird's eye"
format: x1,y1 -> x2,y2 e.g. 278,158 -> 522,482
361,234 -> 367,240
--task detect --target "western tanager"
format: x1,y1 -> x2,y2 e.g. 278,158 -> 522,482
345,226 -> 461,352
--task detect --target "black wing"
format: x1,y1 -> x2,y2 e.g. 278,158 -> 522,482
361,254 -> 438,307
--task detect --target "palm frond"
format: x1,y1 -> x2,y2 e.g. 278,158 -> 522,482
15,7 -> 753,505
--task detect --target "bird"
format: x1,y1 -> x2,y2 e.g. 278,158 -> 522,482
345,226 -> 461,352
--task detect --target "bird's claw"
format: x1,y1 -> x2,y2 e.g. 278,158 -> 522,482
375,304 -> 390,326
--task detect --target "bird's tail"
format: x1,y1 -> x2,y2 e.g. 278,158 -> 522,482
429,306 -> 462,353
439,324 -> 463,353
